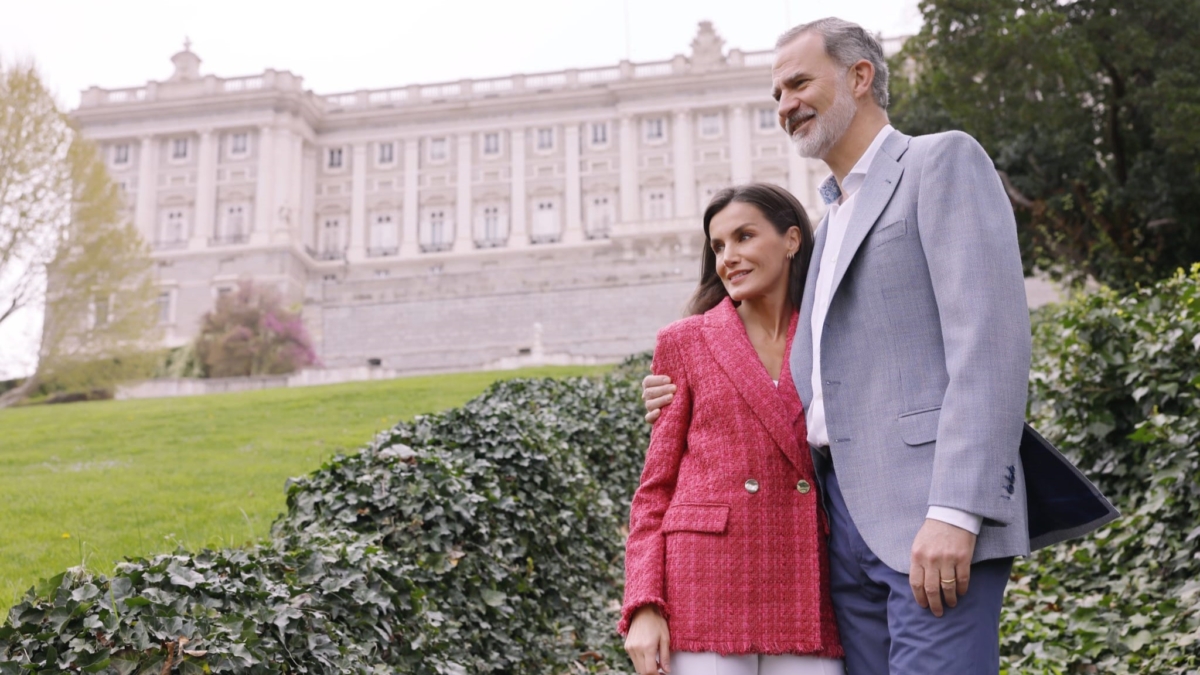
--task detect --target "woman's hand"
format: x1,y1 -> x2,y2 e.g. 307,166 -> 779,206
624,605 -> 671,674
642,375 -> 676,424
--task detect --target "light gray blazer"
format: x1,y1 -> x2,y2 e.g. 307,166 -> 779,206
791,129 -> 1035,573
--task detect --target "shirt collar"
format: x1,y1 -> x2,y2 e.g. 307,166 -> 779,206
818,124 -> 895,205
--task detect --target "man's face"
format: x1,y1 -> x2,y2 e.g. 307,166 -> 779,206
772,32 -> 857,159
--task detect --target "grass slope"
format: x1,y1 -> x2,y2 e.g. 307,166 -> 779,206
0,365 -> 608,614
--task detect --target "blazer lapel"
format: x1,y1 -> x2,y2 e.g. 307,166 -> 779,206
703,298 -> 806,475
826,131 -> 911,304
793,214 -> 827,411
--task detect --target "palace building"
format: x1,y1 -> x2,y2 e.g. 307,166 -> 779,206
72,23 -> 903,373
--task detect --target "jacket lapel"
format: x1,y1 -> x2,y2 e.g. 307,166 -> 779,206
703,298 -> 806,474
825,130 -> 911,304
793,214 -> 827,411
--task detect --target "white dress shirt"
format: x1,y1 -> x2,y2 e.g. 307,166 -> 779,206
806,124 -> 982,535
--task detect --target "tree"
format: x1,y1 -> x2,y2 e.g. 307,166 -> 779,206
194,280 -> 317,378
0,61 -> 159,407
889,0 -> 1200,289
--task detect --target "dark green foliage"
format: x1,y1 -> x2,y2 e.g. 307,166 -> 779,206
1001,265 -> 1200,672
0,361 -> 651,673
890,0 -> 1200,289
6,263 -> 1198,672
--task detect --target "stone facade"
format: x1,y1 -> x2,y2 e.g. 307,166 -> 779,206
71,24 -> 903,373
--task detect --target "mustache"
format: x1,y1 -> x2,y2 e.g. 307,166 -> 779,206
784,109 -> 816,135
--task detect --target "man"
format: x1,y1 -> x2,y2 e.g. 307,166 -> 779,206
641,17 -> 1117,673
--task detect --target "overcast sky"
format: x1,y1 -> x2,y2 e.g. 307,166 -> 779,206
0,0 -> 922,379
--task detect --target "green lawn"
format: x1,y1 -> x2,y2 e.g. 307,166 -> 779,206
0,365 -> 609,614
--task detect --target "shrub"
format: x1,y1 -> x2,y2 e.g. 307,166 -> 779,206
1000,265 -> 1200,673
194,281 -> 317,378
0,359 -> 650,673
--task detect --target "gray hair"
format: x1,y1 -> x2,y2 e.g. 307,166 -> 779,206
776,17 -> 890,109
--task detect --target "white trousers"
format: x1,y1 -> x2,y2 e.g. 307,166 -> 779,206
671,652 -> 845,675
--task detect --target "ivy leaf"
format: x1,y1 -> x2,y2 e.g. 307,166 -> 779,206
480,589 -> 507,608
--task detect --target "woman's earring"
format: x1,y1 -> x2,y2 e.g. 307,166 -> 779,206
787,252 -> 795,260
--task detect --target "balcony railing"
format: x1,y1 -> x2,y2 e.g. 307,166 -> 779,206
367,246 -> 399,258
419,241 -> 453,254
209,233 -> 248,246
474,238 -> 507,249
152,239 -> 188,251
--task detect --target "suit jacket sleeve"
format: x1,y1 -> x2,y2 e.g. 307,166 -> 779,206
618,325 -> 692,634
915,131 -> 1032,524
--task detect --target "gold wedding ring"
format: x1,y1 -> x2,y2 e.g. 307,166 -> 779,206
940,578 -> 956,585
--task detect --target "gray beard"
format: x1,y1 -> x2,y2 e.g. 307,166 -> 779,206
788,84 -> 857,159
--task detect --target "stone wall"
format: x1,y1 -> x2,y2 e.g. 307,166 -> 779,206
317,233 -> 706,371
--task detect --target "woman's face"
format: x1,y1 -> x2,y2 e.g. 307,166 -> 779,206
708,201 -> 799,304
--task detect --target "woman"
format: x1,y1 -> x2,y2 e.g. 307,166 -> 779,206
620,184 -> 843,675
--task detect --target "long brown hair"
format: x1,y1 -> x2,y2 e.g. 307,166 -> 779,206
686,183 -> 815,316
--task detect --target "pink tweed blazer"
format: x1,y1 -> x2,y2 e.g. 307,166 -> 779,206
620,297 -> 842,657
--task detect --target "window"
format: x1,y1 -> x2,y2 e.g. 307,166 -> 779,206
163,210 -> 185,242
758,108 -> 777,131
370,213 -> 398,254
483,133 -> 500,156
378,142 -> 395,165
536,128 -> 554,151
221,204 -> 246,242
482,206 -> 501,245
429,138 -> 448,161
157,291 -> 172,325
531,200 -> 559,243
322,217 -> 343,257
591,122 -> 608,146
587,196 -> 614,239
421,210 -> 450,252
327,147 -> 344,169
171,138 -> 189,160
700,112 -> 722,138
644,118 -> 665,142
230,133 -> 248,156
113,143 -> 130,165
646,191 -> 671,219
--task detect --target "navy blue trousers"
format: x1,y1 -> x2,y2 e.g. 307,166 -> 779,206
821,466 -> 1012,675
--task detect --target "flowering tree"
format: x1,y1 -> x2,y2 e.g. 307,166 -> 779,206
193,280 -> 317,378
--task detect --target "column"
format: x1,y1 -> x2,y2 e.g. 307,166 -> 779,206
251,125 -> 275,245
619,116 -> 639,224
190,130 -> 216,249
401,138 -> 420,256
135,136 -> 158,242
672,111 -> 696,218
730,105 -> 752,184
301,144 -> 317,251
454,134 -> 473,252
508,128 -> 528,248
272,127 -> 299,243
562,123 -> 584,244
348,142 -> 367,261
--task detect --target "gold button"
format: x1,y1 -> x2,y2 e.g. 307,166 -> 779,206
796,480 -> 811,494
744,479 -> 760,494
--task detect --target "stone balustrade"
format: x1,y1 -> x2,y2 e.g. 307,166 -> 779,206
78,50 -> 777,111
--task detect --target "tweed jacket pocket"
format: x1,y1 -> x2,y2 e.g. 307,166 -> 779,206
867,218 -> 908,248
661,503 -> 730,534
898,406 -> 941,446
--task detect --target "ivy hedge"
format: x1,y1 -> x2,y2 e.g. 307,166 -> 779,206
1001,265 -> 1200,673
0,358 -> 650,674
3,268 -> 1199,673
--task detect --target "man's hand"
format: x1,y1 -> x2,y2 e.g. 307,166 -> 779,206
909,518 -> 977,617
624,605 -> 671,674
641,375 -> 676,423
